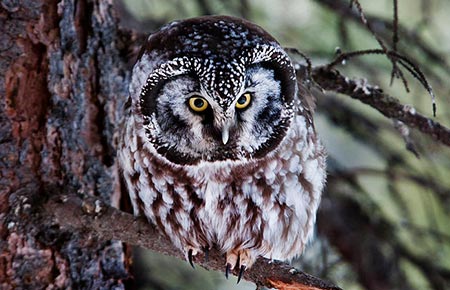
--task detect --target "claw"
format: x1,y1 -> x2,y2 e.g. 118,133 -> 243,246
225,263 -> 232,279
237,265 -> 246,284
188,249 -> 195,269
203,247 -> 209,262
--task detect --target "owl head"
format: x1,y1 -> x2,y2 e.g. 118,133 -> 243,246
129,16 -> 298,165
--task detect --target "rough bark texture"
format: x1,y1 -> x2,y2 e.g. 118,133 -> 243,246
1,0 -> 131,288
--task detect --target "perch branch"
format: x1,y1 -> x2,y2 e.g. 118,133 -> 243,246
43,195 -> 341,290
310,66 -> 450,147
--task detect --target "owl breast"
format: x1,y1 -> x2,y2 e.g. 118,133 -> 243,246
119,110 -> 325,262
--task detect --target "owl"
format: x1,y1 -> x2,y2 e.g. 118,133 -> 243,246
118,15 -> 326,281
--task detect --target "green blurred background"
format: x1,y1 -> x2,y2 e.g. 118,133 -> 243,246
117,0 -> 450,289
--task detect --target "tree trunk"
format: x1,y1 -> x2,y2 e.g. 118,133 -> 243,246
1,0 -> 132,288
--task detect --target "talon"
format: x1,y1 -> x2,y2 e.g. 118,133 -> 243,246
237,265 -> 246,284
203,247 -> 209,262
225,263 -> 232,279
188,249 -> 195,269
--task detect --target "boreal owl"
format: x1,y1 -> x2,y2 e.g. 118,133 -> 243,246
118,15 -> 326,281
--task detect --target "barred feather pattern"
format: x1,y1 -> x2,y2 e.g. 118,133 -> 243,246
118,105 -> 325,263
117,15 -> 326,269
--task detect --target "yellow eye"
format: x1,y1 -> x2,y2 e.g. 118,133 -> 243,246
235,93 -> 252,109
188,96 -> 209,112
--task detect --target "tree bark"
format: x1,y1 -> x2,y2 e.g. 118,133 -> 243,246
1,0 -> 131,288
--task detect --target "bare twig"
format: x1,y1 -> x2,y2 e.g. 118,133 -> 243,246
286,47 -> 314,86
392,0 -> 399,55
316,0 -> 450,76
390,0 -> 407,90
317,0 -> 439,115
310,66 -> 450,147
43,195 -> 342,290
326,48 -> 435,116
392,119 -> 420,158
350,0 -> 406,88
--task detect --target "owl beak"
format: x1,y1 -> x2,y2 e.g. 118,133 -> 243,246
216,114 -> 234,145
221,126 -> 230,145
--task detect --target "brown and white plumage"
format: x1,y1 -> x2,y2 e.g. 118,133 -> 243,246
118,15 -> 326,278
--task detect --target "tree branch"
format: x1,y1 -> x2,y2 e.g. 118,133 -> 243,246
315,0 -> 450,77
309,66 -> 450,147
42,195 -> 341,290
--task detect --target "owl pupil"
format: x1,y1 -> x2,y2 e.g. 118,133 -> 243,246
194,99 -> 204,108
237,96 -> 246,104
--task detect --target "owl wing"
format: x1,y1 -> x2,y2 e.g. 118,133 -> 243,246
296,77 -> 317,129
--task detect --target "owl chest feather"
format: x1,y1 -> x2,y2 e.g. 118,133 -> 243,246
120,114 -> 325,260
118,15 -> 327,269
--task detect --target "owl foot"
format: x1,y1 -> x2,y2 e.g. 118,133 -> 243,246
203,247 -> 209,262
225,263 -> 245,282
185,246 -> 210,268
187,248 -> 197,269
225,249 -> 255,283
